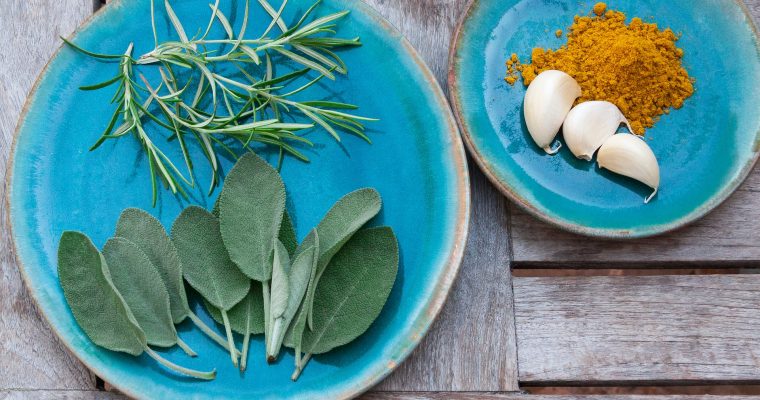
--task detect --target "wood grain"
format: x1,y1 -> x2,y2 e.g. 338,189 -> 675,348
365,0 -> 519,391
0,0 -> 100,392
509,0 -> 760,266
515,274 -> 760,384
376,164 -> 517,391
0,390 -> 123,400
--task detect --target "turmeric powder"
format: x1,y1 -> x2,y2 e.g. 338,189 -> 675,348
505,3 -> 694,135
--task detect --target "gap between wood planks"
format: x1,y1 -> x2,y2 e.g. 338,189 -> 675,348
523,385 -> 760,396
513,267 -> 760,277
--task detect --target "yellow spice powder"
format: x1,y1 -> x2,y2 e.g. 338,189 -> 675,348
505,3 -> 694,134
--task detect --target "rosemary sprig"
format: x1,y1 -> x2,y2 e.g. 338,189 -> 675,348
64,0 -> 374,205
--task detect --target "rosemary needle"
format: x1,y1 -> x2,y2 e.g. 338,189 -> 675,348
64,0 -> 374,205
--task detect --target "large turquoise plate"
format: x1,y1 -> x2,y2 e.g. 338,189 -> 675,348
450,0 -> 760,237
6,0 -> 469,398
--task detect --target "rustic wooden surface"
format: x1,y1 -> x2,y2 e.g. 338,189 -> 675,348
5,0 -> 760,399
0,0 -> 101,394
515,274 -> 760,384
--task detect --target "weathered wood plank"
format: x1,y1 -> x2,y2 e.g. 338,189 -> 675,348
363,393 -> 760,400
509,0 -> 760,266
365,0 -> 519,391
514,275 -> 760,384
0,390 -> 124,400
0,0 -> 99,392
376,165 -> 517,391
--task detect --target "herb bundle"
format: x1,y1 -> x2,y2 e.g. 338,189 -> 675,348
65,0 -> 374,205
58,152 -> 398,380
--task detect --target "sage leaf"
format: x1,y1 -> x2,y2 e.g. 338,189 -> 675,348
266,240 -> 291,360
171,206 -> 250,367
283,230 -> 319,361
58,231 -> 146,355
303,188 -> 382,329
292,227 -> 398,380
115,208 -> 188,324
58,232 -> 215,380
204,282 -> 265,371
270,240 -> 290,320
280,210 -> 297,257
102,237 -> 187,353
219,152 -> 286,281
204,282 -> 265,335
116,208 -> 233,355
271,230 -> 318,361
218,192 -> 295,257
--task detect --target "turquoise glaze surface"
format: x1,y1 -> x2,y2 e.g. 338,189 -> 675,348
450,0 -> 760,237
7,0 -> 469,398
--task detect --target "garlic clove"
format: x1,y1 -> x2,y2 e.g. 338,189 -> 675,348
597,133 -> 660,203
563,101 -> 633,161
523,70 -> 582,154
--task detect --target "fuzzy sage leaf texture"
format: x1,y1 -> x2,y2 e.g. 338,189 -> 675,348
304,188 -> 382,329
300,227 -> 398,355
219,152 -> 286,281
58,232 -> 216,380
58,232 -> 146,356
284,230 -> 320,354
204,283 -> 265,335
102,237 -> 179,349
171,206 -> 250,310
280,211 -> 298,257
266,240 -> 291,359
271,231 -> 318,360
171,205 -> 249,367
115,208 -> 189,324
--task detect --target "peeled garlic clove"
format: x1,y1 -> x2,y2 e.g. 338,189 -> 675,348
597,134 -> 660,203
524,70 -> 581,154
563,101 -> 633,161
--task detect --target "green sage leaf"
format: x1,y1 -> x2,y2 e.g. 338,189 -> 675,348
115,208 -> 189,324
219,152 -> 286,281
303,188 -> 382,329
270,240 -> 290,320
273,230 -> 318,359
102,237 -> 178,348
283,230 -> 319,353
300,227 -> 397,355
204,282 -> 265,335
171,206 -> 249,310
216,196 -> 295,258
58,231 -> 146,355
280,210 -> 297,257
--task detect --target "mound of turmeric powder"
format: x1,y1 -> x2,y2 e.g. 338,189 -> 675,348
505,2 -> 694,135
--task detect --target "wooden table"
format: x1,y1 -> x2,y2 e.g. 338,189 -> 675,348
3,1 -> 760,399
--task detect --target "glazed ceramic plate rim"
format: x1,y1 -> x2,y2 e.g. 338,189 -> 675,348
5,0 -> 471,398
448,0 -> 760,239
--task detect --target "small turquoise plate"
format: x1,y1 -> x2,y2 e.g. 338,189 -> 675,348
449,0 -> 760,237
7,0 -> 470,398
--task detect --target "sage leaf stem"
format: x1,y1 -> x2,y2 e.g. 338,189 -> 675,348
221,309 -> 238,368
187,310 -> 242,357
145,347 -> 216,380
